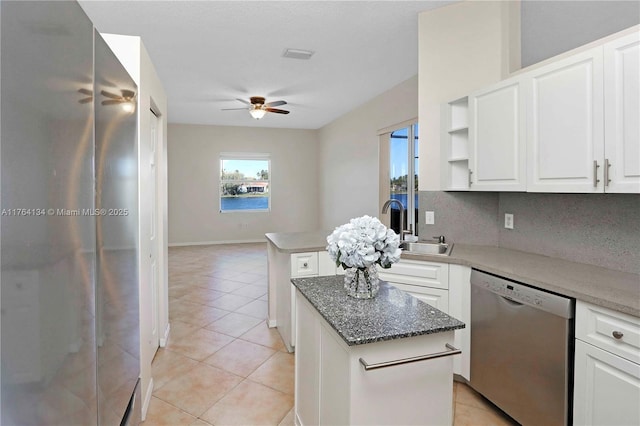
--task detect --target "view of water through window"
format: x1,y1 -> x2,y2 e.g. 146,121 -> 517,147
220,157 -> 270,212
220,196 -> 269,211
389,123 -> 419,236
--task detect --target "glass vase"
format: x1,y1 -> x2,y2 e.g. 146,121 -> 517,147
344,265 -> 379,299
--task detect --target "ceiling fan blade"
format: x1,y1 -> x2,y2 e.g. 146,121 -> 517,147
101,90 -> 121,100
121,89 -> 136,99
221,107 -> 250,111
101,99 -> 122,105
266,108 -> 290,114
235,98 -> 251,105
264,100 -> 287,108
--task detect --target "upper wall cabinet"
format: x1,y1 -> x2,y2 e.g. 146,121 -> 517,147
603,33 -> 640,193
441,97 -> 470,190
525,48 -> 605,193
468,77 -> 526,191
526,32 -> 639,193
442,29 -> 639,194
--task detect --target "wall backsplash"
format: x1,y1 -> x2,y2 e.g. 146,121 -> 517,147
418,191 -> 640,275
498,193 -> 640,275
418,191 -> 500,246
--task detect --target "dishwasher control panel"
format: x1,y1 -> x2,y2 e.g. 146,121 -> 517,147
471,269 -> 574,319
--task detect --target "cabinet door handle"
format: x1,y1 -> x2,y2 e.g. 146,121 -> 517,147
604,158 -> 611,187
468,169 -> 473,187
359,343 -> 461,371
593,160 -> 600,188
303,262 -> 308,268
612,330 -> 624,339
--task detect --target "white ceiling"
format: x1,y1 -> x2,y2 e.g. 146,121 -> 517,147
78,1 -> 456,129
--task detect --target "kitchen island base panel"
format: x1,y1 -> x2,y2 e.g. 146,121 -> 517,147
295,292 -> 455,426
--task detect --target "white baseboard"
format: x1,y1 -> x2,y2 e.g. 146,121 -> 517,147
267,319 -> 277,328
141,377 -> 154,421
169,238 -> 266,247
159,323 -> 170,347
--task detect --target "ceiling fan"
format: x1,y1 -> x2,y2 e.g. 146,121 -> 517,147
222,96 -> 290,120
100,89 -> 136,105
77,88 -> 93,104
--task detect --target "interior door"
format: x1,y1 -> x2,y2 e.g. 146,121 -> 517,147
149,109 -> 160,355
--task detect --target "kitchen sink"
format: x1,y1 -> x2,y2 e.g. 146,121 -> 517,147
400,241 -> 453,256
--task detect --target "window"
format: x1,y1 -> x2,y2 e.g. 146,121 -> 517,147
388,123 -> 419,236
220,153 -> 270,212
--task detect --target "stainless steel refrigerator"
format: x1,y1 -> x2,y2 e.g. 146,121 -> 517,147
1,1 -> 140,424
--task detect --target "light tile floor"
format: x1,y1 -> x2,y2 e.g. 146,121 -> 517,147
143,243 -> 518,426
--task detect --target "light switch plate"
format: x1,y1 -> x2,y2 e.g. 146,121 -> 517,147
504,213 -> 514,229
425,211 -> 435,225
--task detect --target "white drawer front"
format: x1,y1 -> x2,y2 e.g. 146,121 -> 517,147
390,282 -> 449,314
291,252 -> 319,277
576,301 -> 640,364
379,259 -> 448,289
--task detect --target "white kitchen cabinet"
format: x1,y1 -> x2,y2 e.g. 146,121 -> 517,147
526,47 -> 605,193
270,247 -> 341,352
378,259 -> 449,312
573,301 -> 640,426
468,77 -> 526,191
318,250 -> 341,276
603,32 -> 640,193
441,97 -> 471,190
391,282 -> 449,312
290,251 -> 318,277
448,264 -> 471,381
295,291 -> 455,426
443,28 -> 639,194
526,30 -> 640,194
381,260 -> 471,380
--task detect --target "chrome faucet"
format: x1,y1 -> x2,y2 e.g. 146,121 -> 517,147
381,199 -> 412,241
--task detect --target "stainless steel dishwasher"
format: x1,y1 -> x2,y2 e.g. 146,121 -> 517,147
470,269 -> 575,426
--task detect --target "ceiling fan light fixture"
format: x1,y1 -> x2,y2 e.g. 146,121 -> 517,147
282,48 -> 314,60
121,102 -> 135,114
249,108 -> 266,120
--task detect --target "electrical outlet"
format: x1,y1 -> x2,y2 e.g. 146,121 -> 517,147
504,213 -> 514,229
425,211 -> 435,225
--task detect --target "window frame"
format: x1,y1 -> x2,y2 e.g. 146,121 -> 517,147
219,152 -> 271,213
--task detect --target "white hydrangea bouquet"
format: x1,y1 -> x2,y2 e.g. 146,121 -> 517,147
326,215 -> 402,298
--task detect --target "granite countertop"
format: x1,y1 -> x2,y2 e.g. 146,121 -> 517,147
403,244 -> 640,317
267,230 -> 639,317
292,275 -> 465,346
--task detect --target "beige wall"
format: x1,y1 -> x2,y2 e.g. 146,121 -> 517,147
168,124 -> 319,244
317,75 -> 419,229
418,1 -> 513,190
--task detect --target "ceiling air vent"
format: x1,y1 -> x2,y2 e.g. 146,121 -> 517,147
282,48 -> 314,60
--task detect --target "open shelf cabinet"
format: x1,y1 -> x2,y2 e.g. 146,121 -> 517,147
441,97 -> 470,190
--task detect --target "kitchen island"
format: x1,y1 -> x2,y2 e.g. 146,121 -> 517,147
292,275 -> 464,426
